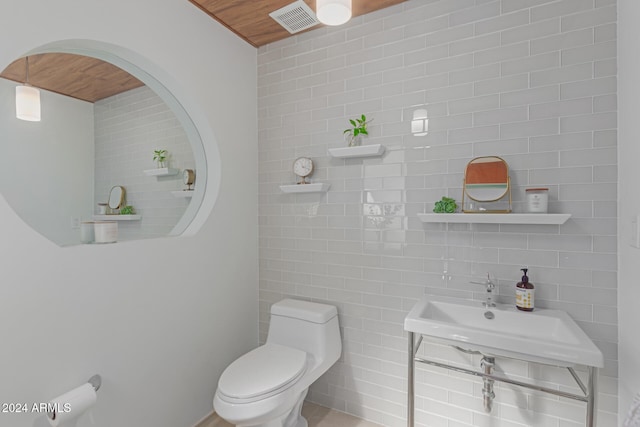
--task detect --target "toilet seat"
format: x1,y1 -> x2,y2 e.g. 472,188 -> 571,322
217,343 -> 307,403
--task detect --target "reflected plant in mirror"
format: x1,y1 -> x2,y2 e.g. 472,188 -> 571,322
120,205 -> 135,215
153,149 -> 168,168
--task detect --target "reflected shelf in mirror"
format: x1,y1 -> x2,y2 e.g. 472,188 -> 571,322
171,190 -> 193,198
93,214 -> 141,221
144,168 -> 180,176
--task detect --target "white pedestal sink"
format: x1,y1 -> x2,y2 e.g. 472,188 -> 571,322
404,295 -> 604,427
404,295 -> 603,367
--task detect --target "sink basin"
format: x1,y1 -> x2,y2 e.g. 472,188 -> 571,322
404,296 -> 603,368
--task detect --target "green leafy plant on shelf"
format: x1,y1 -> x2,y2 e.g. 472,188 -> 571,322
120,206 -> 135,215
153,149 -> 167,167
433,197 -> 458,213
343,114 -> 371,147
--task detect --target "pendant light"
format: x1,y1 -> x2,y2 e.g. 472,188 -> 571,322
16,56 -> 41,122
316,0 -> 352,26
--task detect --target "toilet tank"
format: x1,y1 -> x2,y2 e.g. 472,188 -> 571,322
266,299 -> 341,364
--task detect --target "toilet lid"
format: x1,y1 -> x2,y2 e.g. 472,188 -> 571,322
218,343 -> 307,400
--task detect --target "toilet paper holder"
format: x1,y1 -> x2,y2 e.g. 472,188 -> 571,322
87,374 -> 101,392
46,374 -> 101,425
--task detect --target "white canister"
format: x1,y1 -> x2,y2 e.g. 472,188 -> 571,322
80,221 -> 95,244
526,188 -> 549,213
94,221 -> 118,243
97,203 -> 108,215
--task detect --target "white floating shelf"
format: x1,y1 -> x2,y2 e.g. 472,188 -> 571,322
279,183 -> 330,193
143,168 -> 180,176
328,144 -> 385,158
171,190 -> 194,198
417,213 -> 571,225
92,214 -> 142,221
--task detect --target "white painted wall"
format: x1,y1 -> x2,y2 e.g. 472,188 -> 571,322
258,0 -> 617,425
617,0 -> 639,422
0,78 -> 94,247
0,2 -> 257,427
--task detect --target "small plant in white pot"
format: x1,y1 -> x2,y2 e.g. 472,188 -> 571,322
343,114 -> 371,147
153,149 -> 168,168
120,205 -> 135,215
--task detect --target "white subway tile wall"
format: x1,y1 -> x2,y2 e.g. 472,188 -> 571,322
258,0 -> 617,425
94,86 -> 195,240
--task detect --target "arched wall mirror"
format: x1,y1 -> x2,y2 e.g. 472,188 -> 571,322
462,156 -> 511,213
0,44 -> 208,246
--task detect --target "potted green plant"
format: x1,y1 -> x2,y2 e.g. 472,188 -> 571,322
120,205 -> 135,215
153,149 -> 167,168
433,196 -> 458,213
343,114 -> 371,147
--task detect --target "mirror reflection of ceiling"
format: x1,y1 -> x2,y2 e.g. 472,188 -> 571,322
189,0 -> 407,47
0,54 -> 143,102
0,51 -> 197,246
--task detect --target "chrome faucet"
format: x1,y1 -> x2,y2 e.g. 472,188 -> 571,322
471,273 -> 496,308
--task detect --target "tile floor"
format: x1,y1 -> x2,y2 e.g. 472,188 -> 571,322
198,401 -> 383,427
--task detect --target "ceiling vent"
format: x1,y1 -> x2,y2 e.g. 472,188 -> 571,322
269,0 -> 320,34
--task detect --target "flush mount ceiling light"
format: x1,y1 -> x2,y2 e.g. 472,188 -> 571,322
316,0 -> 352,26
16,56 -> 41,122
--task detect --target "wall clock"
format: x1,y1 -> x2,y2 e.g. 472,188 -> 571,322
183,169 -> 195,190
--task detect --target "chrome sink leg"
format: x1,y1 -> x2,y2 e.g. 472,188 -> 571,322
481,356 -> 496,413
408,331 -> 415,427
586,366 -> 597,427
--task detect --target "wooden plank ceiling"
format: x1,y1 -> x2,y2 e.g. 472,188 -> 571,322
0,1 -> 405,101
1,53 -> 144,103
189,0 -> 407,47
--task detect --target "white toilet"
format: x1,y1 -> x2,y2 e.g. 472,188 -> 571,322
213,299 -> 341,427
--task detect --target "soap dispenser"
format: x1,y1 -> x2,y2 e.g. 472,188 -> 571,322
516,268 -> 534,311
